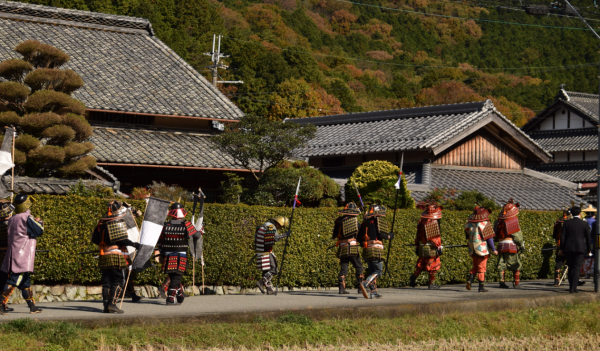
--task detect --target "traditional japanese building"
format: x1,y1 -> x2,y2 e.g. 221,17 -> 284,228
521,88 -> 598,205
289,99 -> 584,210
0,1 -> 247,197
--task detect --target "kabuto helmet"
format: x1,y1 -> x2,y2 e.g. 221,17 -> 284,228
468,206 -> 492,223
269,216 -> 289,228
0,201 -> 14,219
338,202 -> 360,216
167,202 -> 187,219
106,200 -> 127,217
499,199 -> 520,219
13,192 -> 32,214
365,203 -> 386,218
421,204 -> 442,219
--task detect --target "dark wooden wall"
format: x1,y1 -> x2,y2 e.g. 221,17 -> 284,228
434,131 -> 524,169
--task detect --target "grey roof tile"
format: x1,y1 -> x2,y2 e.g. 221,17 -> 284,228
89,126 -> 254,169
290,100 -> 545,158
0,1 -> 243,120
2,175 -> 112,195
533,162 -> 597,183
561,90 -> 599,121
411,167 -> 583,211
528,128 -> 597,152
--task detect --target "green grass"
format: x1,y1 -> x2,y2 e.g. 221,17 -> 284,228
3,301 -> 600,350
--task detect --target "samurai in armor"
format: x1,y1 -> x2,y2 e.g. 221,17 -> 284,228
154,203 -> 198,306
553,209 -> 572,286
91,200 -> 141,314
255,216 -> 290,295
0,202 -> 13,313
0,193 -> 44,314
409,204 -> 443,290
358,204 -> 394,299
331,202 -> 364,294
465,206 -> 497,293
494,199 -> 524,289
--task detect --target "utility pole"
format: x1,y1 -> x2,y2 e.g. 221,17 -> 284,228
204,34 -> 243,87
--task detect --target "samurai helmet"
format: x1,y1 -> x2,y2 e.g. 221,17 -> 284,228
13,192 -> 32,214
338,202 -> 360,216
421,204 -> 442,219
0,201 -> 14,219
365,203 -> 386,218
468,206 -> 492,223
106,200 -> 127,217
270,216 -> 289,228
499,199 -> 520,219
560,208 -> 573,221
167,202 -> 187,219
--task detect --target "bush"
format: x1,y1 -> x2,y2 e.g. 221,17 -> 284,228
28,195 -> 561,288
221,172 -> 244,204
346,160 -> 415,209
245,160 -> 339,207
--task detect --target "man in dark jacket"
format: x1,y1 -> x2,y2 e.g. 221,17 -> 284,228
560,206 -> 591,293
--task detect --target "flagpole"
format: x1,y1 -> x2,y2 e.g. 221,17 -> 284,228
10,130 -> 14,202
384,152 -> 404,277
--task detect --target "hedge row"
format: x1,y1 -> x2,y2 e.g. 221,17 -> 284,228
30,195 -> 561,287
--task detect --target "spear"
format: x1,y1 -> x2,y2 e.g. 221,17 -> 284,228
384,152 -> 403,277
276,177 -> 301,294
352,179 -> 365,211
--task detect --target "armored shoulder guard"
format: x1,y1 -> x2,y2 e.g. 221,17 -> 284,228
342,216 -> 359,238
376,217 -> 389,236
106,218 -> 128,243
480,222 -> 495,240
184,221 -> 197,237
424,220 -> 441,240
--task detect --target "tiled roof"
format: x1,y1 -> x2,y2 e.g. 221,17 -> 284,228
89,126 -> 253,170
408,166 -> 582,211
560,90 -> 599,121
0,1 -> 243,120
2,175 -> 112,195
533,162 -> 597,183
528,128 -> 597,152
289,100 -> 549,159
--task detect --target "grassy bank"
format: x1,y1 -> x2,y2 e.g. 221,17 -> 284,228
3,301 -> 600,350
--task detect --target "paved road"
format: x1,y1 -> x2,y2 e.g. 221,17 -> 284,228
0,279 -> 594,322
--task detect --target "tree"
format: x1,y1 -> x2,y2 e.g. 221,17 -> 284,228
0,40 -> 95,177
346,160 -> 415,209
220,172 -> 244,204
244,160 -> 339,207
454,190 -> 500,211
213,114 -> 317,181
267,78 -> 344,120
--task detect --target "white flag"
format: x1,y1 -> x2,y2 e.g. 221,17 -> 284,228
394,172 -> 402,190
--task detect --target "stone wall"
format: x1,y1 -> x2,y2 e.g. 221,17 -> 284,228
7,285 -> 337,304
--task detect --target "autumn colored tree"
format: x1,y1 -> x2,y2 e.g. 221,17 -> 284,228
268,78 -> 343,120
0,40 -> 95,177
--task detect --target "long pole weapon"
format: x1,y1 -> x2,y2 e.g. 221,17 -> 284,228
352,179 -> 365,212
384,152 -> 403,277
275,177 -> 301,294
191,190 -> 199,293
10,129 -> 14,202
119,218 -> 142,309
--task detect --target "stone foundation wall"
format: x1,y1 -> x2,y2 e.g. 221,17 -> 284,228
7,285 -> 338,304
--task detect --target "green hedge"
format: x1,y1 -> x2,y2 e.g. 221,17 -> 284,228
29,195 -> 560,287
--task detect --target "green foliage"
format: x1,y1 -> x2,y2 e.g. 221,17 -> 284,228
67,180 -> 114,198
454,190 -> 501,211
221,172 -> 244,204
0,40 -> 93,177
148,181 -> 190,203
28,195 -> 560,288
245,160 -> 339,206
416,187 -> 458,209
346,160 -> 414,209
213,114 -> 317,180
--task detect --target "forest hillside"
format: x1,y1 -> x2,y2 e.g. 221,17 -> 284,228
20,0 -> 600,125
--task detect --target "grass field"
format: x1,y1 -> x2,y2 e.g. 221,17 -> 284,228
3,301 -> 600,350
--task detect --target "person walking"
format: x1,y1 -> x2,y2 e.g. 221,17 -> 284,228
560,206 -> 591,293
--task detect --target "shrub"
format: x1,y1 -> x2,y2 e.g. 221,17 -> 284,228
221,172 -> 244,204
346,160 -> 415,209
28,195 -> 562,287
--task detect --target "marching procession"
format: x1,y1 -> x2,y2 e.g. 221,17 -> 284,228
0,176 -> 591,315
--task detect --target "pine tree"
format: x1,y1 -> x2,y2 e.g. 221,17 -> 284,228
0,40 -> 95,177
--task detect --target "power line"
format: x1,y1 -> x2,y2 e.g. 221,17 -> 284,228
334,0 -> 600,31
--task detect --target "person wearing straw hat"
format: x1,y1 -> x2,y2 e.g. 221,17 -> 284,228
409,204 -> 443,290
494,199 -> 525,289
332,202 -> 364,294
464,206 -> 497,293
581,204 -> 596,279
